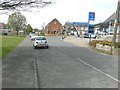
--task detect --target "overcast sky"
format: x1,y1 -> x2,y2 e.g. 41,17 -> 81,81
0,0 -> 118,29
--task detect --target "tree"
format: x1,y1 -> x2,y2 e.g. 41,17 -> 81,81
7,11 -> 27,36
0,0 -> 55,14
26,24 -> 33,33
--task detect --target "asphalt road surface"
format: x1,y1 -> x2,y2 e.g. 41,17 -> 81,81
2,36 -> 119,88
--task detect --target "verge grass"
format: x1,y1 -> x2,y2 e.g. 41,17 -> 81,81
1,35 -> 25,59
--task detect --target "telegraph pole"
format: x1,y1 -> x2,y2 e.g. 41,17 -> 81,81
111,0 -> 120,54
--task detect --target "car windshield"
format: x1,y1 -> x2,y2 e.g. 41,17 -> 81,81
32,33 -> 37,36
36,37 -> 46,40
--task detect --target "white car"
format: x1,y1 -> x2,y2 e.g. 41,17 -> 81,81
33,36 -> 49,49
30,33 -> 38,40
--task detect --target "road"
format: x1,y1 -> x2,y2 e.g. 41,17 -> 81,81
35,36 -> 118,88
2,36 -> 118,88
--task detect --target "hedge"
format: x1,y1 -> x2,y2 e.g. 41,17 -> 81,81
89,40 -> 120,48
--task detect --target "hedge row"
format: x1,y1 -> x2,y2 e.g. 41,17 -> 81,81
89,40 -> 120,48
38,33 -> 45,36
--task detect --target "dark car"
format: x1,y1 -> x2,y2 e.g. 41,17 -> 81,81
84,33 -> 97,38
84,33 -> 89,38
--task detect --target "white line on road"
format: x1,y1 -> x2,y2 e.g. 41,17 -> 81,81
76,58 -> 120,83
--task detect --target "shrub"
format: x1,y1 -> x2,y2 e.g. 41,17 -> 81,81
38,33 -> 45,36
99,40 -> 112,46
115,42 -> 120,48
89,40 -> 100,47
89,39 -> 120,48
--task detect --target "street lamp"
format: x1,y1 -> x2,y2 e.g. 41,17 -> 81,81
111,0 -> 120,54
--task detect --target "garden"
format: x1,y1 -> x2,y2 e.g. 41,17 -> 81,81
89,40 -> 120,55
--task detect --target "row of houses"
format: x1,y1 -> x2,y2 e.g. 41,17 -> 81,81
42,18 -> 88,35
43,13 -> 120,35
1,13 -> 119,35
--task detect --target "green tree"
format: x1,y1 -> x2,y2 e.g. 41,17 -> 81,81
7,11 -> 27,36
26,24 -> 33,33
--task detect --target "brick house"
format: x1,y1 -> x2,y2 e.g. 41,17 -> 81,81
44,18 -> 63,34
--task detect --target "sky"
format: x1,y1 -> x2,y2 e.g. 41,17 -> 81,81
0,0 -> 118,29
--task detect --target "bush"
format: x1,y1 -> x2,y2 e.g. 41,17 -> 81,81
38,33 -> 45,36
115,42 -> 120,48
99,40 -> 112,46
3,33 -> 8,35
89,40 -> 120,48
89,40 -> 100,47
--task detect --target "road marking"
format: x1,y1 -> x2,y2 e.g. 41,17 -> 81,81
76,58 -> 120,83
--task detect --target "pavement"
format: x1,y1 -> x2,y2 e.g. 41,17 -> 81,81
63,35 -> 119,48
2,37 -> 35,88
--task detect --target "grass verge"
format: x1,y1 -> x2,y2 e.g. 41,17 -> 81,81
1,35 -> 25,59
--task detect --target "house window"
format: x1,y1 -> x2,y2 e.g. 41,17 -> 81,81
54,21 -> 56,24
81,27 -> 84,30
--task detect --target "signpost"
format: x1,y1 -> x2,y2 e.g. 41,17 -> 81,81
88,12 -> 95,34
88,12 -> 95,43
89,12 -> 95,21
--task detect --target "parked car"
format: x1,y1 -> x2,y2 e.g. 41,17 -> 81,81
33,36 -> 49,49
84,33 -> 97,38
30,33 -> 38,40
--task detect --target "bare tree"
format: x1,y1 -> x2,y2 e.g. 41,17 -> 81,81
0,0 -> 55,14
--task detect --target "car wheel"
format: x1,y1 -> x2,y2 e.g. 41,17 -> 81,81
46,46 -> 49,49
34,46 -> 37,49
94,36 -> 96,39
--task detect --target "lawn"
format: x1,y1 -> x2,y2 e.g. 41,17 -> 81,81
1,35 -> 25,59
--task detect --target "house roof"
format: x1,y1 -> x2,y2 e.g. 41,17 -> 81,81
46,18 -> 62,26
66,22 -> 88,25
95,12 -> 120,26
103,12 -> 120,23
103,13 -> 116,23
104,1 -> 120,23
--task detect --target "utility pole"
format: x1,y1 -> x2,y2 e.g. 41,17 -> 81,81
111,0 -> 120,54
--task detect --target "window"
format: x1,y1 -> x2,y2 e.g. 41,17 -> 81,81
36,37 -> 46,40
54,21 -> 56,24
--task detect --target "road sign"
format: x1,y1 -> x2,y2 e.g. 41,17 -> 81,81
89,12 -> 95,21
88,24 -> 94,33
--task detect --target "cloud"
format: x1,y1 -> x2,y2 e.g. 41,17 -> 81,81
0,0 -> 117,29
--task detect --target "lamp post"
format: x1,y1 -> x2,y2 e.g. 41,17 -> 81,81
111,0 -> 120,54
